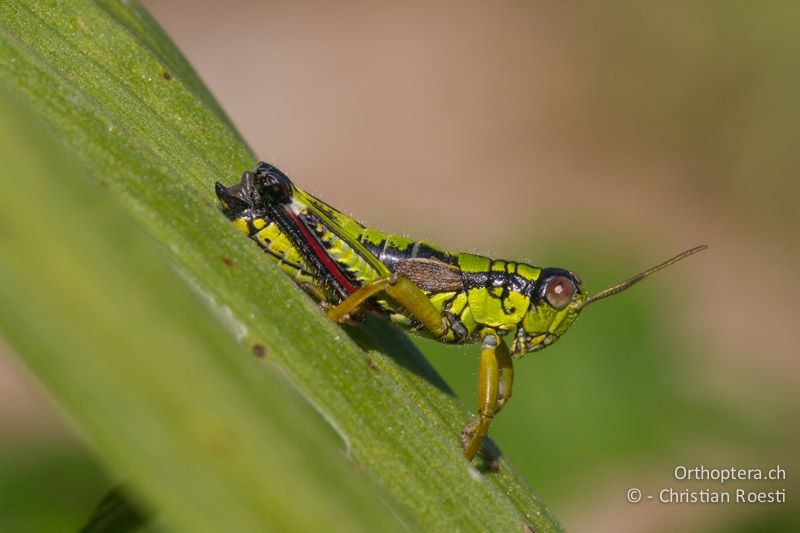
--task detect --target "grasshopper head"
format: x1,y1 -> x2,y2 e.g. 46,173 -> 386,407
215,162 -> 294,224
513,245 -> 707,356
514,269 -> 587,355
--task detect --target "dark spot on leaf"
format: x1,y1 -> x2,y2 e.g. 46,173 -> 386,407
251,343 -> 266,358
162,70 -> 172,81
522,524 -> 536,533
366,358 -> 380,372
222,257 -> 234,268
98,179 -> 109,188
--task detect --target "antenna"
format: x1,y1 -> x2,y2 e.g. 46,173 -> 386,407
580,245 -> 707,309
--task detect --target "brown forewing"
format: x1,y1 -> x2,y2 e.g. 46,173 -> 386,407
393,258 -> 464,293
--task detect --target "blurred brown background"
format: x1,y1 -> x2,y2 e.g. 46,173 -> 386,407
2,1 -> 798,531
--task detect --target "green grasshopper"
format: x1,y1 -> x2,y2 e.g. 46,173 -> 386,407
216,162 -> 706,461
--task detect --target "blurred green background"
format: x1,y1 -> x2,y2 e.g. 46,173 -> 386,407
1,1 -> 797,531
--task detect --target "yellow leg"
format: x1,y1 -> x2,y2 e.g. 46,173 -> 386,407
326,274 -> 448,337
462,329 -> 513,461
494,339 -> 514,414
327,275 -> 511,461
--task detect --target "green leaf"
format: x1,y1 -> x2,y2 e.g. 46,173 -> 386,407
0,2 -> 561,531
0,91 -> 402,532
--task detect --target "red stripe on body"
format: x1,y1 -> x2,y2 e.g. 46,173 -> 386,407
284,207 -> 359,295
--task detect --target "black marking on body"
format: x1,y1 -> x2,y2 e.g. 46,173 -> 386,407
242,218 -> 316,278
361,236 -> 458,274
298,209 -> 380,286
263,202 -> 353,301
444,311 -> 469,342
299,210 -> 332,247
305,193 -> 343,222
413,242 -> 458,264
360,239 -> 385,265
463,261 -> 535,315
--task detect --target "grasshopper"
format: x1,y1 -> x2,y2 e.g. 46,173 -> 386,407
216,162 -> 706,461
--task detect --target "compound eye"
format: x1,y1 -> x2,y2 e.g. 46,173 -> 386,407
254,163 -> 294,204
545,276 -> 575,310
264,179 -> 291,203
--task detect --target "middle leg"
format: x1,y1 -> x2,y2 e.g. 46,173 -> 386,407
461,329 -> 514,461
